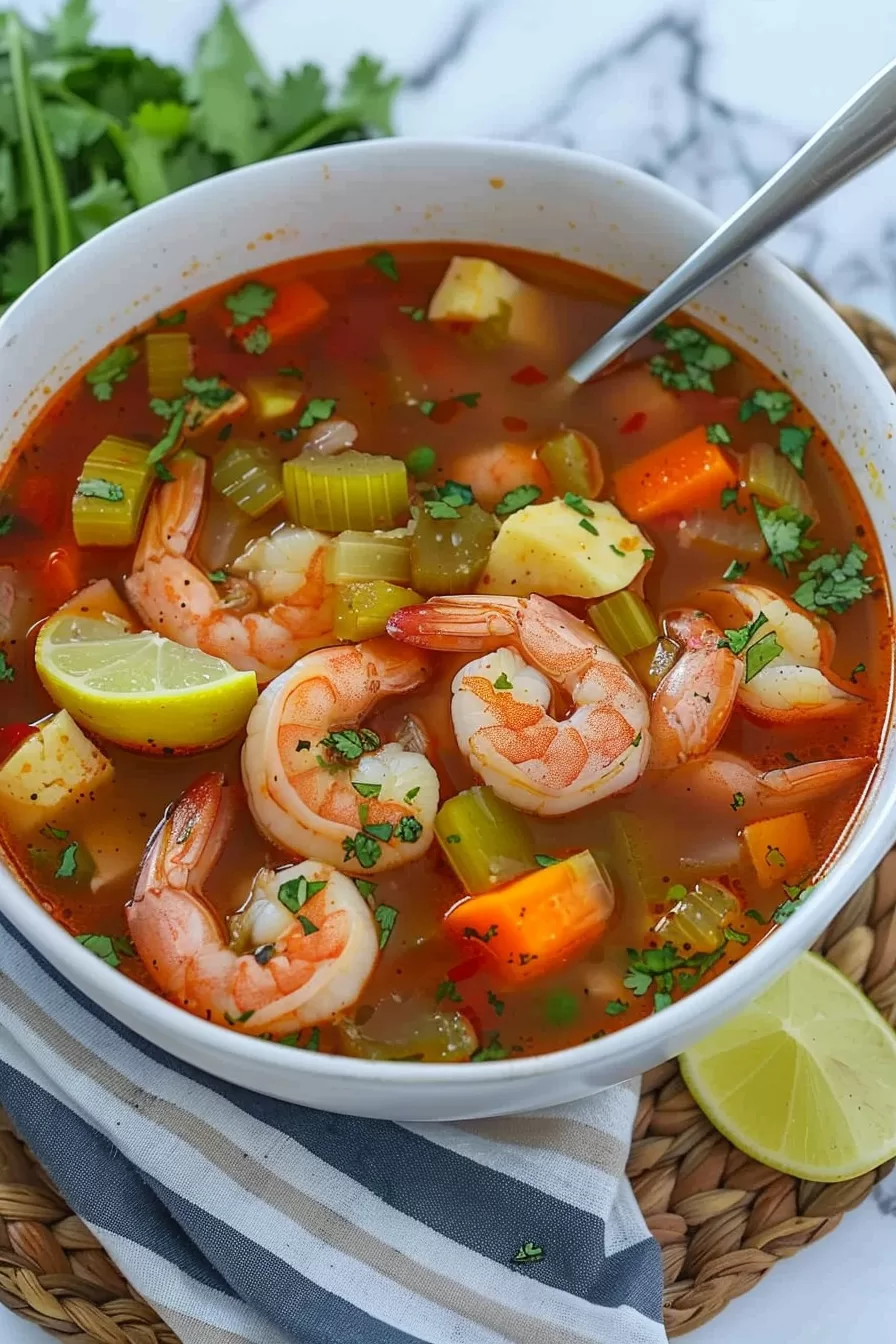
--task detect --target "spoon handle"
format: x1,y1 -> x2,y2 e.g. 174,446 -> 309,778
565,56 -> 896,385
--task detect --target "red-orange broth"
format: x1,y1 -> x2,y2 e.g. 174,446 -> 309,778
0,243 -> 890,1061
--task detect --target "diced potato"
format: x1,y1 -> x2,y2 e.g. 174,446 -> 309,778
427,256 -> 555,349
479,498 -> 650,599
245,377 -> 304,422
0,710 -> 114,832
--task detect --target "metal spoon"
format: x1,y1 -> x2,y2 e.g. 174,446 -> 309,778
565,56 -> 896,385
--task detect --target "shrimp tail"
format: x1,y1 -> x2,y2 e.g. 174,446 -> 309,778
137,771 -> 236,899
388,596 -> 520,652
758,756 -> 873,809
668,750 -> 873,822
358,635 -> 433,688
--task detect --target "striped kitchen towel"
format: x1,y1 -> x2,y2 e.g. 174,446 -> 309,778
0,915 -> 665,1344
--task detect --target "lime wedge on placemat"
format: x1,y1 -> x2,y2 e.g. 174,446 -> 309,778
35,614 -> 257,752
680,952 -> 896,1181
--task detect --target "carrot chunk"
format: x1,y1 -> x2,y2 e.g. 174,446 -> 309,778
742,812 -> 814,889
232,279 -> 329,351
613,425 -> 737,521
444,851 -> 614,984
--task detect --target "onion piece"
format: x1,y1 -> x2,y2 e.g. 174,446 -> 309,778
747,441 -> 818,519
677,508 -> 766,558
300,418 -> 358,457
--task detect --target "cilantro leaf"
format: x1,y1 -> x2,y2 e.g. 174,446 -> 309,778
374,903 -> 398,948
495,484 -> 541,516
494,672 -> 513,691
396,816 -> 423,844
55,841 -> 79,878
623,967 -> 653,997
225,281 -> 276,326
720,487 -> 743,512
723,559 -> 749,581
75,478 -> 125,502
76,933 -> 135,968
778,425 -> 813,475
706,422 -> 732,445
731,791 -> 745,811
471,1032 -> 510,1061
512,1242 -> 544,1264
352,781 -> 381,799
85,346 -> 138,401
278,875 -> 327,914
183,375 -> 235,408
563,492 -> 594,516
436,979 -> 461,1003
719,611 -> 767,655
739,389 -> 793,424
752,499 -> 817,575
487,989 -> 505,1015
299,397 -> 337,428
298,915 -> 318,936
744,631 -> 783,682
0,650 -> 15,683
368,250 -> 398,281
605,999 -> 629,1016
723,927 -> 750,944
455,392 -> 481,408
0,515 -> 14,536
242,325 -> 271,355
344,832 -> 382,868
321,727 -> 380,761
792,543 -> 872,614
772,883 -> 814,924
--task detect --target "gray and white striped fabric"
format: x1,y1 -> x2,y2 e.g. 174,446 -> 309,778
0,916 -> 666,1344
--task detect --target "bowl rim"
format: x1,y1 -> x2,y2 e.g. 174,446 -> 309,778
2,134 -> 896,1087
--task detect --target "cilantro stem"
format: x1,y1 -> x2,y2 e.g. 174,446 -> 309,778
27,79 -> 74,260
273,110 -> 360,156
8,15 -> 51,275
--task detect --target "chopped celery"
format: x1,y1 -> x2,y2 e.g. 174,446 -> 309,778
595,811 -> 663,905
326,530 -> 412,585
628,636 -> 679,691
338,1002 -> 478,1062
747,442 -> 817,519
145,332 -> 193,400
538,430 -> 602,499
283,451 -> 409,532
72,437 -> 154,548
410,502 -> 494,595
587,591 -> 658,658
435,785 -> 536,893
334,581 -> 421,641
212,441 -> 284,518
654,879 -> 738,953
245,376 -> 303,422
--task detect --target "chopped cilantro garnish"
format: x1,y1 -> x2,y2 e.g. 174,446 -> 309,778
850,662 -> 866,683
242,325 -> 271,355
609,543 -> 624,557
471,1032 -> 510,1061
154,462 -> 176,482
534,854 -> 558,867
494,672 -> 513,691
495,484 -> 541,516
487,989 -> 505,1015
76,933 -> 135,968
224,1009 -> 255,1025
374,904 -> 398,948
772,882 -> 814,923
0,651 -> 16,682
320,727 -> 380,761
183,375 -> 235,409
208,569 -> 228,584
299,397 -> 337,428
744,630 -> 783,682
731,791 -> 745,811
298,915 -> 319,936
76,478 -> 125,502
719,611 -> 768,654
399,305 -> 426,322
156,309 -> 187,326
363,821 -> 394,842
419,399 -> 436,417
649,324 -> 733,392
792,542 -> 872,614
579,518 -> 599,537
464,924 -> 498,943
745,908 -> 767,923
642,548 -> 655,562
344,832 -> 382,868
354,878 -> 377,904
778,425 -> 813,474
436,979 -> 461,1003
278,365 -> 303,378
225,281 -> 276,327
367,250 -> 398,281
147,402 -> 188,466
424,480 -> 475,519
723,559 -> 749,581
653,991 -> 673,1013
752,499 -> 816,575
766,845 -> 786,868
55,841 -> 79,879
720,486 -> 743,512
0,515 -> 13,536
739,389 -> 793,424
564,493 -> 594,516
404,786 -> 420,803
455,391 -> 480,408
706,422 -> 732,445
396,816 -> 423,844
445,834 -> 461,844
278,875 -> 327,914
86,346 -> 138,401
723,927 -> 750,944
605,999 -> 629,1016
41,825 -> 69,841
512,1242 -> 544,1264
352,781 -> 382,799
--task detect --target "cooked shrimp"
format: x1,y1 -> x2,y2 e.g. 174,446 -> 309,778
720,583 -> 862,721
128,773 -> 379,1035
242,638 -> 439,872
665,750 -> 872,824
388,593 -> 650,815
650,610 -> 743,769
125,451 -> 336,682
450,443 -> 551,512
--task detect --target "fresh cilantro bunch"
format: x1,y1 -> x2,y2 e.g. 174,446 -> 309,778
0,0 -> 400,313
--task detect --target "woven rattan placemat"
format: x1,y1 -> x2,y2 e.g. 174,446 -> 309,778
0,300 -> 893,1342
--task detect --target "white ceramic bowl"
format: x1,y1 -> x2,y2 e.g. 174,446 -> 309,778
2,140 -> 895,1120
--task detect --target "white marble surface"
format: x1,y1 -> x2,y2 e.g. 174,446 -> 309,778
6,1 -> 896,1341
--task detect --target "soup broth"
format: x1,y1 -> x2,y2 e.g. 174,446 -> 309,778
0,243 -> 889,1061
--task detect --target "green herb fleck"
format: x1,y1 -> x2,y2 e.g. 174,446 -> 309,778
778,425 -> 813,474
455,391 -> 480,408
436,979 -> 461,1003
224,1009 -> 255,1025
653,991 -> 673,1013
298,915 -> 319,936
744,631 -> 784,682
363,821 -> 394,842
352,781 -> 382,799
225,281 -> 276,327
706,422 -> 732,445
278,875 -> 327,914
772,883 -> 814,923
720,487 -> 743,512
723,559 -> 749,581
0,651 -> 15,683
242,324 -> 271,355
76,478 -> 125,502
605,999 -> 629,1016
344,832 -> 382,869
0,515 -> 14,536
445,834 -> 461,844
719,611 -> 768,655
745,909 -> 767,923
512,1242 -> 544,1264
320,727 -> 380,761
278,365 -> 303,378
368,250 -> 398,281
850,663 -> 866,683
86,346 -> 138,401
419,399 -> 436,417
208,569 -> 228,584
494,672 -> 513,691
40,825 -> 69,841
766,845 -> 786,868
374,903 -> 398,948
399,305 -> 426,322
752,500 -> 817,575
55,841 -> 79,878
579,518 -> 599,537
739,389 -> 793,424
76,933 -> 136,968
495,484 -> 541,516
404,786 -> 420,803
563,492 -> 593,516
792,543 -> 872,614
723,926 -> 750,944
471,1032 -> 510,1061
354,878 -> 377,905
396,815 -> 423,844
299,397 -> 337,428
156,309 -> 187,326
487,989 -> 505,1016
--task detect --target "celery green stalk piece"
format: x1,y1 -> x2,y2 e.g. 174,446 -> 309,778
72,437 -> 154,547
435,786 -> 536,894
283,451 -> 409,531
145,332 -> 194,400
212,441 -> 284,518
410,502 -> 494,596
538,430 -> 601,499
334,581 -> 421,641
654,880 -> 739,953
326,530 -> 412,585
587,591 -> 658,659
